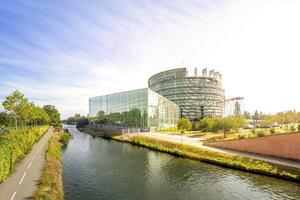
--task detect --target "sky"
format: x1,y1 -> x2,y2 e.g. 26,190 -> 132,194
0,0 -> 300,119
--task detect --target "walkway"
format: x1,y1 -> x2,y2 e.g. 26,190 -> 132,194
141,132 -> 300,169
0,127 -> 54,200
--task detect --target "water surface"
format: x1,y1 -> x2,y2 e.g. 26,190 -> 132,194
62,125 -> 300,200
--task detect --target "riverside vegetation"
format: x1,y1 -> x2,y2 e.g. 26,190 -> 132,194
0,125 -> 49,182
111,135 -> 300,182
35,128 -> 72,200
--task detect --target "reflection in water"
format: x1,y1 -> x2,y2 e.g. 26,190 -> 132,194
62,125 -> 300,200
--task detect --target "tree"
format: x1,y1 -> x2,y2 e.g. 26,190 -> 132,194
43,105 -> 61,127
215,117 -> 234,138
231,117 -> 247,132
243,111 -> 251,119
252,110 -> 261,122
0,112 -> 11,127
2,90 -> 28,129
177,118 -> 192,132
196,118 -> 214,132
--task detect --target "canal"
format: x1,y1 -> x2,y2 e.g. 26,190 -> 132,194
62,125 -> 300,200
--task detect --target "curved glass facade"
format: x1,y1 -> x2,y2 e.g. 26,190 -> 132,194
148,68 -> 225,120
89,88 -> 180,131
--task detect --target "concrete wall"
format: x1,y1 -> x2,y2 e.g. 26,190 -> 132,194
204,132 -> 300,160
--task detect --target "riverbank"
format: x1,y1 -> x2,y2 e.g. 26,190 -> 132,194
110,135 -> 300,182
34,129 -> 64,200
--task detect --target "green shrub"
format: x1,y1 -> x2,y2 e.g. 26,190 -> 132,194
0,125 -> 49,182
59,133 -> 70,146
290,125 -> 295,132
130,136 -> 141,145
250,128 -> 256,134
237,134 -> 245,139
173,147 -> 181,155
256,130 -> 266,137
298,124 -> 300,132
270,127 -> 275,134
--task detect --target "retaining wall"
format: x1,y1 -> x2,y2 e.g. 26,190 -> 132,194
204,132 -> 300,160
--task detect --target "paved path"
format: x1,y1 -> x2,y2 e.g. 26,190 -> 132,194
0,127 -> 54,200
141,132 -> 300,169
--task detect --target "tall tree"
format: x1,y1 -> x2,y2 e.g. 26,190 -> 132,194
2,90 -> 28,129
43,105 -> 61,127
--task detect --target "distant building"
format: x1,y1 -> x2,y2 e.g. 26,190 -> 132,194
89,67 -> 225,130
148,68 -> 225,121
89,88 -> 180,131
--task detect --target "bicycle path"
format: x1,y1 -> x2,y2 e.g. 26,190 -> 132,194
0,126 -> 54,200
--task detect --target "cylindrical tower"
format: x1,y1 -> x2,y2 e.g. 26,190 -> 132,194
148,67 -> 225,121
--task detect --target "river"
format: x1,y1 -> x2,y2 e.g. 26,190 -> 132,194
62,125 -> 300,200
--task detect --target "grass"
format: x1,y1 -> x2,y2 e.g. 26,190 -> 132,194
111,135 -> 300,182
34,130 -> 64,200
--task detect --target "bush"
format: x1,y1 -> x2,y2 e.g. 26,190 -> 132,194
130,136 -> 141,145
270,127 -> 275,134
256,130 -> 266,137
237,134 -> 245,139
59,133 -> 70,146
0,125 -> 49,182
298,124 -> 300,132
250,128 -> 256,134
290,125 -> 295,132
173,147 -> 181,155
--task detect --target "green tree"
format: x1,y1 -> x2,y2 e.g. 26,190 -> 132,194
196,118 -> 214,132
212,117 -> 235,138
2,90 -> 28,129
177,118 -> 192,132
0,112 -> 11,127
43,105 -> 61,127
231,117 -> 247,132
243,111 -> 251,119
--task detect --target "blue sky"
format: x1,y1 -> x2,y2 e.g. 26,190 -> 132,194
1,0 -> 300,119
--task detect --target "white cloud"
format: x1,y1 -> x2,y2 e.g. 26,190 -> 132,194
1,0 -> 300,118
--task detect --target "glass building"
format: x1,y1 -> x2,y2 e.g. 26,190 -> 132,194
89,88 -> 180,131
148,68 -> 225,121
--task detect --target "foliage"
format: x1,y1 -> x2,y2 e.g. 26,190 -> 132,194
1,90 -> 53,128
64,116 -> 87,125
43,105 -> 61,127
59,133 -> 70,146
0,125 -> 49,182
76,118 -> 89,128
250,128 -> 256,134
2,90 -> 28,129
237,134 -> 245,139
177,118 -> 192,132
270,127 -> 275,134
195,118 -> 214,132
298,124 -> 300,132
256,130 -> 266,137
290,125 -> 296,132
195,117 -> 247,137
35,130 -> 64,200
